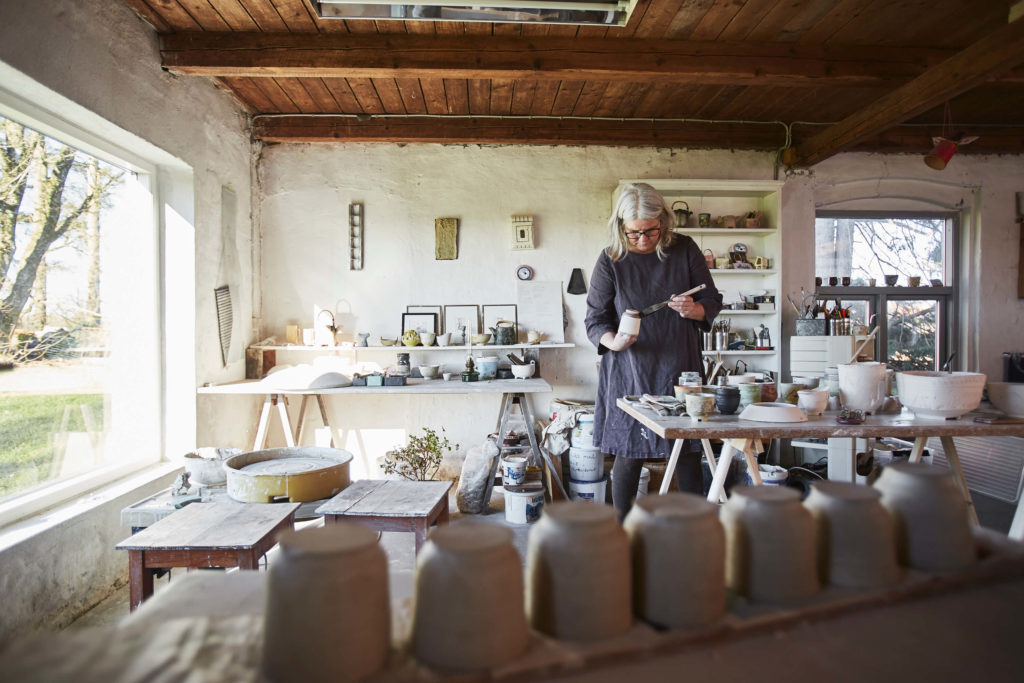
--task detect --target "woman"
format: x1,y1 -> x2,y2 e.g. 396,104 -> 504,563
585,183 -> 722,521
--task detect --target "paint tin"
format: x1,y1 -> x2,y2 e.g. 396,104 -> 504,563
502,456 -> 527,486
569,446 -> 604,482
477,356 -> 499,380
571,415 -> 596,447
505,487 -> 545,524
568,475 -> 607,503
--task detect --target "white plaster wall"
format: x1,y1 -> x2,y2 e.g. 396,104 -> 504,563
0,0 -> 253,636
252,144 -> 777,475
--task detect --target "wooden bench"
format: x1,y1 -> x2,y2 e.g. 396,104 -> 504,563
316,479 -> 452,554
116,501 -> 299,611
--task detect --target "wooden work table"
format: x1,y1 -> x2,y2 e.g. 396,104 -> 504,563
617,398 -> 1024,528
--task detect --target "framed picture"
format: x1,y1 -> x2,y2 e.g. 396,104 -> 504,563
406,305 -> 444,331
482,304 -> 518,342
401,312 -> 438,335
443,305 -> 479,336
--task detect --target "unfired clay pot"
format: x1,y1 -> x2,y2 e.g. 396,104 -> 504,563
872,462 -> 976,572
262,522 -> 389,683
411,522 -> 529,672
622,493 -> 725,629
803,481 -> 901,589
720,486 -> 819,603
526,502 -> 631,641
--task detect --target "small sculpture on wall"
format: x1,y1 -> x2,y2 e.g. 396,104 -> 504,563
435,217 -> 459,260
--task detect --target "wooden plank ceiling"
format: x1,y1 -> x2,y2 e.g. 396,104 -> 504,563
121,0 -> 1024,164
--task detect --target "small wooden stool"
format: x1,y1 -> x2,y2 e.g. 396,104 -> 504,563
316,479 -> 452,554
116,501 -> 299,611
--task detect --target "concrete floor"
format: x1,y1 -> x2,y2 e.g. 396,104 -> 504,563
70,487 -> 536,630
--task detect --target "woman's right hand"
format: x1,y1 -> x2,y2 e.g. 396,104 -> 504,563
601,331 -> 637,352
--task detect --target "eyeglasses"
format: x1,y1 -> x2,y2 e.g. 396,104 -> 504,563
624,227 -> 662,241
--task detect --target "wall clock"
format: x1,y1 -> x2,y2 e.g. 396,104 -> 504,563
516,265 -> 534,281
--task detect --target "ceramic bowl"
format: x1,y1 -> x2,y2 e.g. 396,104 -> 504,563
895,371 -> 986,419
510,361 -> 536,379
797,388 -> 829,416
379,337 -> 396,346
418,365 -> 440,379
986,381 -> 1024,418
738,402 -> 807,423
420,332 -> 436,346
471,332 -> 491,345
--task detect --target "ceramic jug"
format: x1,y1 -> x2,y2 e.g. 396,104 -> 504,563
672,201 -> 692,228
490,321 -> 516,346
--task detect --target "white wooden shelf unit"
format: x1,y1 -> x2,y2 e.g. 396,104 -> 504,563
616,179 -> 783,381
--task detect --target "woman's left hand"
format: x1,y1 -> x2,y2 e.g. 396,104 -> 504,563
669,295 -> 705,322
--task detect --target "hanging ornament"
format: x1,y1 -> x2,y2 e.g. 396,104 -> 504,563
924,102 -> 978,170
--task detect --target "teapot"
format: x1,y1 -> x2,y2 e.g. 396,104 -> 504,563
672,201 -> 692,229
490,320 -> 517,346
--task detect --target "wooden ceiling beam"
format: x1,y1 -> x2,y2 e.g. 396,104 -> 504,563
252,115 -> 786,148
160,32 -> 1008,87
789,9 -> 1024,167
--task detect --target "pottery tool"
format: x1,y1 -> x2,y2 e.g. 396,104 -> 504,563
640,283 -> 707,317
847,326 -> 879,364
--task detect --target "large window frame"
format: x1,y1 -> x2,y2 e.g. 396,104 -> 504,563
814,211 -> 959,371
0,63 -> 196,528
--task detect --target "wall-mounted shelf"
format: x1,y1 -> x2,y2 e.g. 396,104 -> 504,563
701,350 -> 776,356
710,269 -> 777,276
254,343 -> 575,352
719,309 -> 775,315
676,228 -> 777,237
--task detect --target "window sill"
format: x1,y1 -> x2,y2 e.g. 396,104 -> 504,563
0,461 -> 181,550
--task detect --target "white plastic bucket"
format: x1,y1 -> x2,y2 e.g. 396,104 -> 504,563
568,476 -> 607,504
505,487 -> 545,524
568,446 -> 604,482
756,464 -> 788,486
571,415 -> 596,447
637,467 -> 651,497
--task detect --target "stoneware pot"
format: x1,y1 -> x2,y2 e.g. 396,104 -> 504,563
685,392 -> 716,421
526,502 -> 631,641
412,523 -> 529,672
262,523 -> 390,683
622,493 -> 725,629
758,381 -> 777,402
838,362 -> 887,413
797,388 -> 829,416
738,383 -> 762,407
803,481 -> 901,589
714,386 -> 740,415
720,486 -> 819,603
872,463 -> 976,572
777,382 -> 802,405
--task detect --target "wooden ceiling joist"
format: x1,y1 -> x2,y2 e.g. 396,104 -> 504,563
252,115 -> 787,148
789,9 -> 1024,166
163,32 -> 973,87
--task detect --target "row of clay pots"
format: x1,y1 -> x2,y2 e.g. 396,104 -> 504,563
261,463 -> 975,681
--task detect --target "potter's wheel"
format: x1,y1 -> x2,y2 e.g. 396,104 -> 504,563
238,456 -> 338,475
225,447 -> 354,503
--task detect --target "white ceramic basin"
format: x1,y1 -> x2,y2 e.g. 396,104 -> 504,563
738,402 -> 807,423
895,371 -> 985,419
987,381 -> 1024,418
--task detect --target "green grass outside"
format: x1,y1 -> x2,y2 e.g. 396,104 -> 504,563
0,393 -> 105,498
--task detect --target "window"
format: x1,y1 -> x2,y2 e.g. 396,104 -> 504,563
0,113 -> 162,506
813,212 -> 958,371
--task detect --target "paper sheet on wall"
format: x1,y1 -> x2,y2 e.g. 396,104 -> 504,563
516,281 -> 565,343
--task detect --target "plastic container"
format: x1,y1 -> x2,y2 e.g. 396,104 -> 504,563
569,446 -> 604,482
504,487 -> 545,524
568,475 -> 607,503
571,415 -> 596,447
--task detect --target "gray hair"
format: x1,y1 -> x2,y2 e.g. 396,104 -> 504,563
605,182 -> 675,261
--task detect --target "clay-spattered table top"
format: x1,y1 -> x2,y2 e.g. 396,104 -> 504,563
198,377 -> 552,395
616,399 -> 1024,440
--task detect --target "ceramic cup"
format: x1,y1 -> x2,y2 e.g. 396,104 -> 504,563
777,382 -> 802,404
738,383 -> 762,407
622,493 -> 725,629
262,523 -> 390,683
420,331 -> 436,346
442,372 -> 452,382
884,274 -> 899,286
527,330 -> 541,343
436,332 -> 451,346
685,392 -> 716,421
720,486 -> 819,603
503,456 -> 527,486
908,276 -> 921,287
872,463 -> 976,572
803,481 -> 901,589
412,523 -> 529,671
698,212 -> 711,227
714,386 -> 740,415
797,389 -> 829,416
758,381 -> 777,402
868,278 -> 877,287
526,502 -> 631,641
838,362 -> 887,413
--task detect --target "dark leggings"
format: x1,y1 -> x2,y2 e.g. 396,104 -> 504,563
611,451 -> 704,522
